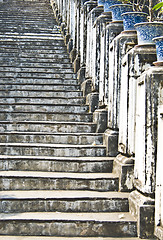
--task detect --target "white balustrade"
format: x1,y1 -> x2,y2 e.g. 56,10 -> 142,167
155,83 -> 163,239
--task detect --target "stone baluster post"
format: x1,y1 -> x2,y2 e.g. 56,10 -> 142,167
101,21 -> 123,151
128,66 -> 163,239
119,45 -> 157,157
67,0 -> 76,53
86,6 -> 103,79
77,1 -> 97,83
92,12 -> 111,94
81,3 -> 103,96
155,79 -> 163,239
73,0 -> 82,73
99,13 -> 112,107
114,43 -> 158,239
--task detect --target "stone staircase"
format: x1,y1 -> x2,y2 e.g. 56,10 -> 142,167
0,0 -> 149,239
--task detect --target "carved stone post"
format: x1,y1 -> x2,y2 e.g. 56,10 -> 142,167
77,1 -> 97,83
67,0 -> 76,53
155,77 -> 163,240
81,4 -> 103,96
102,22 -> 123,152
99,13 -> 112,107
85,5 -> 103,80
93,12 -> 112,93
116,43 -> 158,238
129,66 -> 163,239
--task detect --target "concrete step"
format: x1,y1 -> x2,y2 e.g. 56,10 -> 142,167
0,12 -> 55,17
0,53 -> 71,61
0,156 -> 113,173
0,96 -> 84,105
0,24 -> 56,28
0,6 -> 54,10
0,19 -> 58,23
0,27 -> 59,33
0,121 -> 96,133
0,104 -> 88,113
0,84 -> 80,91
0,29 -> 56,34
0,34 -> 64,42
0,42 -> 66,49
0,66 -> 74,73
0,112 -> 93,122
0,21 -> 57,27
0,27 -> 57,32
0,48 -> 67,54
0,72 -> 76,79
0,212 -> 137,237
0,143 -> 106,157
0,171 -> 118,191
0,62 -> 73,68
0,65 -> 75,72
0,61 -> 72,68
0,90 -> 83,98
0,57 -> 71,64
0,78 -> 78,85
0,132 -> 102,145
0,38 -> 66,46
0,8 -> 55,12
0,237 -> 153,240
0,190 -> 129,213
0,13 -> 55,17
0,11 -> 55,15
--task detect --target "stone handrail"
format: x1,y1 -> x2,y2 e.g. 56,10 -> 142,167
50,0 -> 163,238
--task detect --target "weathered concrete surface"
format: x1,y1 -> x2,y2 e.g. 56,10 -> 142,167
0,212 -> 137,237
129,191 -> 155,239
119,44 -> 157,156
0,156 -> 113,172
86,92 -> 99,113
0,190 -> 129,213
113,154 -> 134,192
0,0 -> 153,238
108,31 -> 137,131
155,82 -> 163,239
93,108 -> 108,133
0,171 -> 119,191
0,237 -> 155,240
103,129 -> 119,157
134,66 -> 163,194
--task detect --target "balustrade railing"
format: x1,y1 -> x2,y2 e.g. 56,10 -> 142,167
50,0 -> 163,238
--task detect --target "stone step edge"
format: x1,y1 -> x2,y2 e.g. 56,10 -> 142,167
0,237 -> 153,240
0,90 -> 82,93
0,171 -> 118,179
0,112 -> 91,116
0,97 -> 83,100
0,143 -> 105,148
0,155 -> 113,161
0,34 -> 64,39
0,132 -> 102,136
0,190 -> 129,200
0,212 -> 136,222
0,121 -> 94,125
0,103 -> 87,107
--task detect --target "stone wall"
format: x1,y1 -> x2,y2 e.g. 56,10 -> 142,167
50,0 -> 163,238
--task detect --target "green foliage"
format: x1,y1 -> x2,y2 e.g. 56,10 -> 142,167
153,2 -> 163,10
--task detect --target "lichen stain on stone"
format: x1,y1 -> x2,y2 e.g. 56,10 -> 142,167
125,171 -> 134,190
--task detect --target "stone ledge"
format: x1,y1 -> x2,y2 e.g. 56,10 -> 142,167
129,190 -> 155,239
155,226 -> 163,240
113,154 -> 134,192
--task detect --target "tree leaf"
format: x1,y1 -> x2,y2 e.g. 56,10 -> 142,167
153,2 -> 163,10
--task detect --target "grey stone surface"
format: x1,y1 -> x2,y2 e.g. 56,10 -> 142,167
0,0 -> 146,238
129,191 -> 155,239
0,190 -> 129,213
